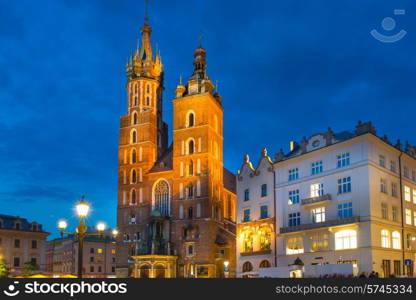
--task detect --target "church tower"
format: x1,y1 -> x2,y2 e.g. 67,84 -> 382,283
170,44 -> 236,278
116,2 -> 170,277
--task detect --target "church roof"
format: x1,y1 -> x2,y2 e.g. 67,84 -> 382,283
148,144 -> 173,173
223,168 -> 236,194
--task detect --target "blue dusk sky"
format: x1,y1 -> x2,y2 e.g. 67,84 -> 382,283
0,0 -> 415,238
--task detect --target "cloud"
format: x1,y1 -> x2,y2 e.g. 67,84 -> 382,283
0,185 -> 78,203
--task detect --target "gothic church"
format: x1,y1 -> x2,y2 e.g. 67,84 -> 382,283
116,4 -> 236,278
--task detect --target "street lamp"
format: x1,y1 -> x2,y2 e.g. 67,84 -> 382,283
224,261 -> 230,278
58,220 -> 67,234
96,222 -> 106,232
57,195 -> 115,278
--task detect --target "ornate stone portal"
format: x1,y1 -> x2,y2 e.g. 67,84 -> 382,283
131,255 -> 177,278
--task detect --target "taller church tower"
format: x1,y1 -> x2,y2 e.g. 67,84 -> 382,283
116,2 -> 236,278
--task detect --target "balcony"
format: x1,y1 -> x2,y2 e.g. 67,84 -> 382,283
301,194 -> 331,207
280,216 -> 360,234
240,249 -> 272,256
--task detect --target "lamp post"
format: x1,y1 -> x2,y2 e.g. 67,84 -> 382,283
57,195 -> 117,278
223,261 -> 230,278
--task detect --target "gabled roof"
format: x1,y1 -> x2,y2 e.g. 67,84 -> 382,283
237,149 -> 274,181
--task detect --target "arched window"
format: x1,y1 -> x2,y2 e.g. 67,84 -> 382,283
131,130 -> 137,144
146,84 -> 150,93
189,160 -> 194,176
242,262 -> 253,273
133,112 -> 138,125
392,231 -> 401,249
131,169 -> 137,184
146,96 -> 150,106
187,112 -> 195,127
188,207 -> 193,219
131,189 -> 137,205
187,184 -> 194,199
139,265 -> 150,278
134,96 -> 138,106
259,260 -> 271,268
241,229 -> 253,253
381,229 -> 390,248
258,227 -> 272,251
188,139 -> 195,154
153,180 -> 170,216
131,149 -> 137,164
134,83 -> 138,93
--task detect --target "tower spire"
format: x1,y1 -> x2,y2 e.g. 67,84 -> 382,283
139,0 -> 153,62
198,35 -> 203,48
144,0 -> 149,26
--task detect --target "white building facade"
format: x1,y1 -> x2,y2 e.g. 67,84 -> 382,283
236,121 -> 416,277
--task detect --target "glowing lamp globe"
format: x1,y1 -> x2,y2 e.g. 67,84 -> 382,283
112,229 -> 119,237
58,220 -> 67,230
76,199 -> 90,218
96,222 -> 106,232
